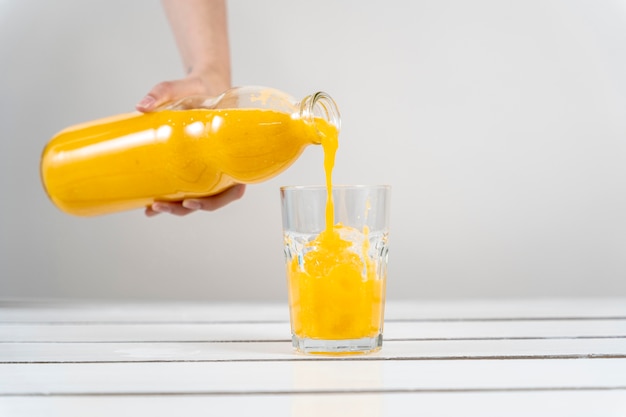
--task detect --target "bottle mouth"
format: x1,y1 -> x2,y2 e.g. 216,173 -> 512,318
300,91 -> 341,142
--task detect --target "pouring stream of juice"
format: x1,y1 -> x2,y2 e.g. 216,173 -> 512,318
287,123 -> 384,342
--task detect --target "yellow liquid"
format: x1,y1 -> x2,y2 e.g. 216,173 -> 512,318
41,109 -> 326,216
286,123 -> 385,344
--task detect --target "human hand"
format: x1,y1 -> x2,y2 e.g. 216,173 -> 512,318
136,75 -> 226,112
144,184 -> 246,217
136,76 -> 245,217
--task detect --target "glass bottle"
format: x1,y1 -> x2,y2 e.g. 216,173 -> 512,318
40,86 -> 341,216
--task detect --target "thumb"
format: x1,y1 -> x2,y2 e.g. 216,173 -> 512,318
135,78 -> 206,112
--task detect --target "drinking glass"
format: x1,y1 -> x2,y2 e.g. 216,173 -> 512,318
280,185 -> 391,354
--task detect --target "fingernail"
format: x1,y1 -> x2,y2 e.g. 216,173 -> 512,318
183,200 -> 201,210
145,211 -> 160,217
152,203 -> 171,213
137,96 -> 156,110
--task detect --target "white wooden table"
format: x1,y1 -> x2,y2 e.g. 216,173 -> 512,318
1,298 -> 625,416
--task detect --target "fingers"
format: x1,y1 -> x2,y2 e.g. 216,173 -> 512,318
136,78 -> 205,112
145,201 -> 196,217
185,184 -> 247,211
145,184 -> 246,217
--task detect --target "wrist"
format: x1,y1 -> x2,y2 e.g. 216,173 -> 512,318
187,66 -> 231,97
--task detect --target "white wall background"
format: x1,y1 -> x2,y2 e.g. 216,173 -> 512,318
1,0 -> 625,301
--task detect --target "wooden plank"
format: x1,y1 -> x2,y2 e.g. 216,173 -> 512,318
2,298 -> 625,323
1,338 -> 626,363
386,297 -> 626,320
1,359 -> 625,395
1,299 -> 625,415
0,323 -> 290,343
1,319 -> 624,343
0,301 -> 288,323
1,391 -> 625,417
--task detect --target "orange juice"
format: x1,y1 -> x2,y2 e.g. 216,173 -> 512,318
41,108 -> 333,216
285,125 -> 386,344
287,224 -> 386,340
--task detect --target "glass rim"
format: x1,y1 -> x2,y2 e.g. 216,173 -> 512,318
280,184 -> 391,192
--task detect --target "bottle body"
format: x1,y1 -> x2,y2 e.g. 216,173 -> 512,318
41,87 -> 340,216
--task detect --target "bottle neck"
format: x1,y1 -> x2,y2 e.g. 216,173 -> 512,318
299,92 -> 341,144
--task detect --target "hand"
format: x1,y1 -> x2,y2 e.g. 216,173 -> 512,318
144,184 -> 246,217
136,76 -> 245,217
135,75 -> 226,112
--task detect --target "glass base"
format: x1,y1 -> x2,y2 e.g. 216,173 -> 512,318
292,334 -> 383,355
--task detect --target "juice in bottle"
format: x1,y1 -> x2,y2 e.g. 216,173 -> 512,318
41,87 -> 340,216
